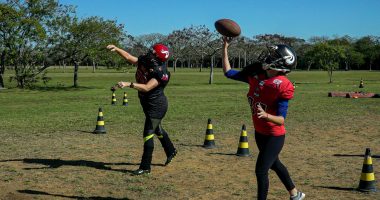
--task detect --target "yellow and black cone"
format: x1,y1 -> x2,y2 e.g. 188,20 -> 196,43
122,92 -> 128,106
93,107 -> 106,134
111,91 -> 117,105
203,118 -> 216,149
358,148 -> 376,192
359,78 -> 364,88
236,124 -> 250,157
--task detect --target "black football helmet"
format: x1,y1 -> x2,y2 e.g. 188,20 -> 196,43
257,44 -> 297,73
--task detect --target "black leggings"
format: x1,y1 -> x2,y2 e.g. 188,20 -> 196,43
255,132 -> 295,200
139,117 -> 176,170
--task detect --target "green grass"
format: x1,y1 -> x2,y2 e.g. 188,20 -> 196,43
0,68 -> 379,199
1,68 -> 379,137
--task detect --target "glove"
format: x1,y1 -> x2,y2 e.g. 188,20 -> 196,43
241,62 -> 265,76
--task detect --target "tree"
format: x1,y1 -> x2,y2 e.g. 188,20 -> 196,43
54,16 -> 125,87
255,34 -> 304,47
328,36 -> 352,70
354,36 -> 380,71
177,26 -> 222,83
346,49 -> 365,70
0,0 -> 71,88
206,37 -> 222,84
299,43 -> 317,71
231,36 -> 263,68
134,33 -> 166,50
307,42 -> 345,83
121,33 -> 166,69
0,2 -> 20,88
167,28 -> 192,72
178,25 -> 217,71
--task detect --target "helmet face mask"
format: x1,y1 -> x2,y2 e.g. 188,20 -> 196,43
258,44 -> 297,73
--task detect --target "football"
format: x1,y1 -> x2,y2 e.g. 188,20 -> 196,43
214,19 -> 241,37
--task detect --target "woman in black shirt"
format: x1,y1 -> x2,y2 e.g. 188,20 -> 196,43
107,44 -> 177,175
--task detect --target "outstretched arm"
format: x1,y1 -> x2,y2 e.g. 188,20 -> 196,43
116,78 -> 159,93
222,37 -> 248,83
222,37 -> 232,73
107,44 -> 138,65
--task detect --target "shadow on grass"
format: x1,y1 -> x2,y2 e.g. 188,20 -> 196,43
208,152 -> 238,156
18,189 -> 130,200
77,130 -> 97,134
334,154 -> 380,158
177,143 -> 204,148
0,158 -> 164,173
315,186 -> 357,192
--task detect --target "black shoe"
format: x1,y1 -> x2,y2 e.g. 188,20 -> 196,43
165,149 -> 178,166
132,169 -> 150,176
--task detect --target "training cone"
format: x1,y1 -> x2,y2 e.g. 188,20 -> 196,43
122,92 -> 128,106
93,107 -> 106,134
359,78 -> 364,88
203,118 -> 216,149
236,125 -> 250,157
111,91 -> 117,105
358,148 -> 376,192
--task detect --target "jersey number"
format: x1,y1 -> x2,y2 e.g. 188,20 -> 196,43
248,96 -> 267,115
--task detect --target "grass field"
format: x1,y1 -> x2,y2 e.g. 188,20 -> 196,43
0,68 -> 379,200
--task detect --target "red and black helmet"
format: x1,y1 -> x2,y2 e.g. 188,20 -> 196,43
151,44 -> 170,62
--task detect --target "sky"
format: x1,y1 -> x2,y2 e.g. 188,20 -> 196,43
59,0 -> 380,40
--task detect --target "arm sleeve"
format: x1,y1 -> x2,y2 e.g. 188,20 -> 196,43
277,99 -> 289,118
224,69 -> 248,83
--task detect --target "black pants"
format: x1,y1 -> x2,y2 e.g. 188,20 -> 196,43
139,117 -> 176,170
255,132 -> 295,200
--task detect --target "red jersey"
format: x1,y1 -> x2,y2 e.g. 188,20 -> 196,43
247,74 -> 294,136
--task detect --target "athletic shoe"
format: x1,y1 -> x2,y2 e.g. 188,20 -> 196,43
290,191 -> 305,200
165,149 -> 178,166
132,169 -> 150,176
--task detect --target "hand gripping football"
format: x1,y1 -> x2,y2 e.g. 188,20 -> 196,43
214,19 -> 241,37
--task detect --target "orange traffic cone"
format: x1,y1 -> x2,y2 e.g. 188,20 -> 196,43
358,148 -> 376,192
236,125 -> 250,157
93,108 -> 106,134
203,118 -> 216,149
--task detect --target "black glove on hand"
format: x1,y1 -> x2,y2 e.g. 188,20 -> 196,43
241,62 -> 265,77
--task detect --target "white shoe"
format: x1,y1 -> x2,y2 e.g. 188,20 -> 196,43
290,191 -> 305,200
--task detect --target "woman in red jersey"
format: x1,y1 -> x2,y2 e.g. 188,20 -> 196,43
222,37 -> 305,200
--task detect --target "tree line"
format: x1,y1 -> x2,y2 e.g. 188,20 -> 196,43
1,0 -> 380,88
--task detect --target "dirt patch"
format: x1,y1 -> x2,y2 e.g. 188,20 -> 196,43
0,123 -> 379,200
